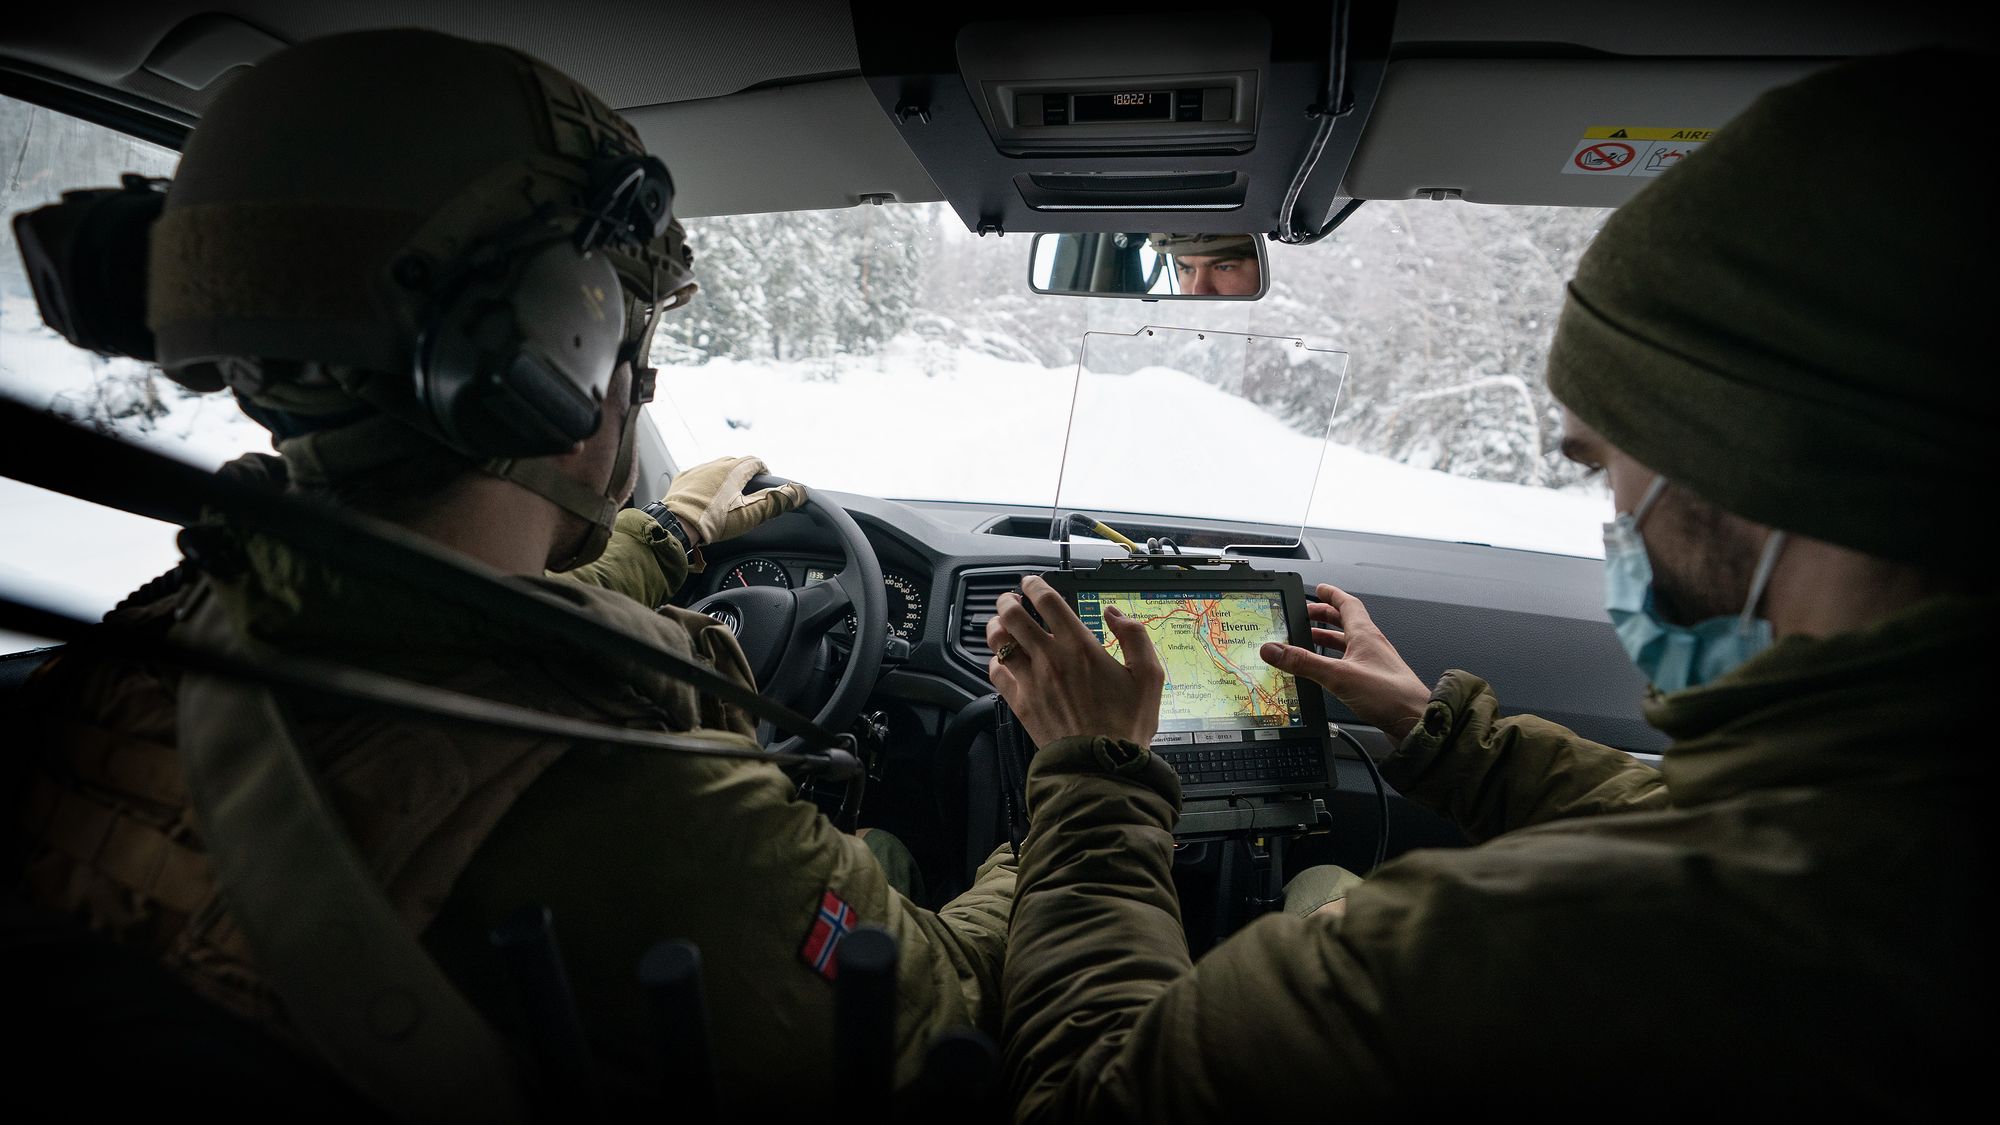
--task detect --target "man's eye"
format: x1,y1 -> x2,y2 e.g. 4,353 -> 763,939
1216,262 -> 1236,271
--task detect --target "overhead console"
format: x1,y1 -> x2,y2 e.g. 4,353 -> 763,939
961,19 -> 1263,158
852,2 -> 1393,237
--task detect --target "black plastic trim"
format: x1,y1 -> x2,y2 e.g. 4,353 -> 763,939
851,2 -> 1395,236
0,59 -> 192,150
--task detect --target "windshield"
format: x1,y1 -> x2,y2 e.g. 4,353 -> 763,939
651,199 -> 1613,557
1,93 -> 1612,650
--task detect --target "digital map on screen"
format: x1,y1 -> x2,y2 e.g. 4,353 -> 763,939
1075,590 -> 1303,731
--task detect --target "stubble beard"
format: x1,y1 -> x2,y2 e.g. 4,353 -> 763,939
1646,491 -> 1762,627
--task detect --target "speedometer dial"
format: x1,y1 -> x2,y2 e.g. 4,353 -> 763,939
884,573 -> 925,640
842,572 -> 927,641
720,558 -> 792,589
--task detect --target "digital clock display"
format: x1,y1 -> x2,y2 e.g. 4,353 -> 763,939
1071,90 -> 1173,124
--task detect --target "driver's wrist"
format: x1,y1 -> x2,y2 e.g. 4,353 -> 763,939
642,501 -> 705,572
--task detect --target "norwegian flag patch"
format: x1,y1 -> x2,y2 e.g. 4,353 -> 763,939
799,889 -> 857,981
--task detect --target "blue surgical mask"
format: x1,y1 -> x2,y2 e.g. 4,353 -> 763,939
1602,476 -> 1788,694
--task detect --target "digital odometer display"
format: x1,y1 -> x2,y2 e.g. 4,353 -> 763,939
1071,90 -> 1173,123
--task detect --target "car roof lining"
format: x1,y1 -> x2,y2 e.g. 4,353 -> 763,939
1,0 -> 862,112
625,77 -> 943,217
1342,57 -> 1829,207
1,1 -> 1987,219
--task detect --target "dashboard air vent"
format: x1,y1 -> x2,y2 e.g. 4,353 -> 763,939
952,567 -> 1038,668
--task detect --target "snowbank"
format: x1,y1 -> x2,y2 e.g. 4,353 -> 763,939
655,339 -> 1609,555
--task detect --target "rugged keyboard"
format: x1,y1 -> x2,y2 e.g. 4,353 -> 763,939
1160,744 -> 1327,789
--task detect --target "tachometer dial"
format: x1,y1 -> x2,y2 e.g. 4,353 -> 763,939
720,558 -> 792,589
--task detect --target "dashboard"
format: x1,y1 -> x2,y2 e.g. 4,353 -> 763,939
675,489 -> 1664,756
669,488 -> 1664,900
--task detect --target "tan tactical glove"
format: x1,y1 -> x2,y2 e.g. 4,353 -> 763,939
662,456 -> 808,556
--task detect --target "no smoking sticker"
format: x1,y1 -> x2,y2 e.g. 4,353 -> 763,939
1563,126 -> 1712,178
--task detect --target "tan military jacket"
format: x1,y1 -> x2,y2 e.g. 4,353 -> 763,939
1002,595 -> 1992,1119
17,508 -> 1016,1111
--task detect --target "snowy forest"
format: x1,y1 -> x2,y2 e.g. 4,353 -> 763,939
656,197 -> 1609,493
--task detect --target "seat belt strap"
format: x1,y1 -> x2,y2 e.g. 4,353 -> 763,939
174,595 -> 532,1124
0,397 -> 846,755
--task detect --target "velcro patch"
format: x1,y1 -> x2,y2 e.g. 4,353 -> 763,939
798,889 -> 856,981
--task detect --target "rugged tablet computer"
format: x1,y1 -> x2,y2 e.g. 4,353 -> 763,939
1043,558 -> 1337,838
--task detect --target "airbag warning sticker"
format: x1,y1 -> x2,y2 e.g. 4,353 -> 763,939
1563,126 -> 1713,177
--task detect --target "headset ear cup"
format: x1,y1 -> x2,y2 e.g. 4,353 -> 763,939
417,240 -> 624,458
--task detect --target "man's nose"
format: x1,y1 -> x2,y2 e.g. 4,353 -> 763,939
1188,269 -> 1215,295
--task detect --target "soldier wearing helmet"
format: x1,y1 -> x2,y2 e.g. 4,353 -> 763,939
12,29 -> 1014,1117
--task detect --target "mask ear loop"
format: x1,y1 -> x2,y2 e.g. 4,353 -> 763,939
1631,474 -> 1671,527
1737,530 -> 1789,633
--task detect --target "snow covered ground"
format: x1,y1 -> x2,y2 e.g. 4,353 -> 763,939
657,338 -> 1610,554
3,311 -> 1607,651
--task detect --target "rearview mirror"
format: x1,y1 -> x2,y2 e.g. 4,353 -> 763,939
1028,232 -> 1268,301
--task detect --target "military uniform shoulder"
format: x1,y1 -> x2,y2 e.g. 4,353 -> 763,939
514,573 -> 759,719
519,573 -> 696,646
1347,811 -> 1740,929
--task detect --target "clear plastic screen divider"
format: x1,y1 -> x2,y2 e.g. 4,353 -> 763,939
1048,326 -> 1349,555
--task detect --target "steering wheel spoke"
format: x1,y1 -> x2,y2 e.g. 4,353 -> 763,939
687,475 -> 887,759
794,571 -> 856,634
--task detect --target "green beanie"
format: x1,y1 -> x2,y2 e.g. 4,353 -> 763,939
1546,49 -> 1996,567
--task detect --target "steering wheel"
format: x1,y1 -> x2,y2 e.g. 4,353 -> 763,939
687,475 -> 886,760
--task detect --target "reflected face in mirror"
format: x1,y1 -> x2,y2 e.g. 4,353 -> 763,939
1027,231 -> 1266,299
1173,253 -> 1261,296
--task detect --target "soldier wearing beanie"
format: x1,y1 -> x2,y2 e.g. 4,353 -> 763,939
12,29 -> 1017,1119
989,50 -> 1993,1118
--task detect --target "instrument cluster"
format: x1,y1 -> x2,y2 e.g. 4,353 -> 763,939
715,557 -> 926,642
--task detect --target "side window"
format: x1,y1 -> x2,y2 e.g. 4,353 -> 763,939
1,96 -> 262,651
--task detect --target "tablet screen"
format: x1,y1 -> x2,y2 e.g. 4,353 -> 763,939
1075,589 -> 1305,732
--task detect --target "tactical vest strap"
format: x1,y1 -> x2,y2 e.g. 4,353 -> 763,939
25,778 -> 212,916
58,720 -> 188,806
173,594 -> 532,1124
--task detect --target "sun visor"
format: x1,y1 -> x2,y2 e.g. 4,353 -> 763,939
853,3 -> 1393,237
